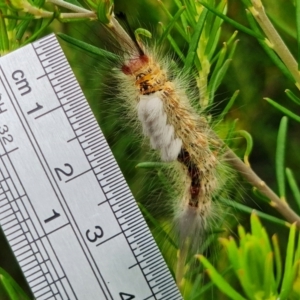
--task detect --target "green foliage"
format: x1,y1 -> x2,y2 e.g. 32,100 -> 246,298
276,116 -> 288,200
236,130 -> 253,166
0,268 -> 31,300
200,213 -> 300,300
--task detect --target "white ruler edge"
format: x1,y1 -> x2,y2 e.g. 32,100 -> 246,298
0,34 -> 182,300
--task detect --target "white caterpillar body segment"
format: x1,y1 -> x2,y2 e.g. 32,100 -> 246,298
160,135 -> 182,162
137,94 -> 182,161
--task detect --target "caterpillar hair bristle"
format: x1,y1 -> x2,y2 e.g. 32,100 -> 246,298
101,15 -> 234,286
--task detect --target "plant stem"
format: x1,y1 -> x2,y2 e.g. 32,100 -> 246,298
59,12 -> 96,19
249,0 -> 300,89
225,149 -> 300,227
176,246 -> 188,288
46,0 -> 91,13
22,2 -> 53,18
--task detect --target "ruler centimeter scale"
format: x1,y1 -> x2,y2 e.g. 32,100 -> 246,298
0,34 -> 182,300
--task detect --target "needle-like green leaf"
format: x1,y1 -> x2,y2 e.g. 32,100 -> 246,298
157,0 -> 189,42
199,1 -> 264,40
198,255 -> 247,300
265,98 -> 300,122
220,199 -> 290,227
23,16 -> 55,45
57,33 -> 119,61
276,116 -> 288,200
0,10 -> 9,53
285,89 -> 300,105
279,224 -> 296,300
135,162 -> 168,169
0,268 -> 31,300
219,90 -> 240,120
182,7 -> 208,73
158,6 -> 186,45
296,0 -> 300,70
236,130 -> 253,166
205,0 -> 226,58
208,58 -> 232,103
272,234 -> 282,289
286,168 -> 300,212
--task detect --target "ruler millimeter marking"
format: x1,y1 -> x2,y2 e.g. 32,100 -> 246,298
0,34 -> 182,300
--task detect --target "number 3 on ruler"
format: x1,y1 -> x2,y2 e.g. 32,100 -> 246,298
86,226 -> 103,242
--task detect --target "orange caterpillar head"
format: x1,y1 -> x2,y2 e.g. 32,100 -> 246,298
121,54 -> 149,75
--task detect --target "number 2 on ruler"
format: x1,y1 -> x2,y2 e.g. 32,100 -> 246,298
55,163 -> 73,181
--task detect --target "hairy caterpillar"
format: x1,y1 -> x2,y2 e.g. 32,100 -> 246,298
97,13 -> 231,285
120,52 -> 220,236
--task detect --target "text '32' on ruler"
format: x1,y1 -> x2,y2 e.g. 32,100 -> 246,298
0,34 -> 182,300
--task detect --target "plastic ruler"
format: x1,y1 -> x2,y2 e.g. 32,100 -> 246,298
0,34 -> 182,300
